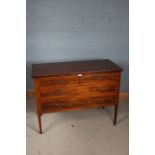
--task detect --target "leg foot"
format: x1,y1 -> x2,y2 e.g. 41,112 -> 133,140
39,131 -> 42,134
114,104 -> 118,126
113,120 -> 116,126
38,114 -> 42,134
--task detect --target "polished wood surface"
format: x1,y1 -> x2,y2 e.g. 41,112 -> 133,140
32,59 -> 123,134
32,59 -> 123,78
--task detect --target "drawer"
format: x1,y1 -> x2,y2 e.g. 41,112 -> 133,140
41,95 -> 116,113
39,83 -> 117,101
80,72 -> 120,84
39,74 -> 79,86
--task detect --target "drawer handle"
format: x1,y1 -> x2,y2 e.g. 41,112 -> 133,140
78,74 -> 83,77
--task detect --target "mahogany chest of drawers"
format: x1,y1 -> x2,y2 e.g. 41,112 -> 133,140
32,59 -> 123,134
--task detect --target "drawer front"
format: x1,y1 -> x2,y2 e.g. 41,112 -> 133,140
41,95 -> 116,113
39,82 -> 117,101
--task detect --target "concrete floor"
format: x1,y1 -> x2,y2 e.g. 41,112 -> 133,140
26,97 -> 129,155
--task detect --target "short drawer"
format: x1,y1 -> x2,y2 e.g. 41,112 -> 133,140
41,95 -> 116,113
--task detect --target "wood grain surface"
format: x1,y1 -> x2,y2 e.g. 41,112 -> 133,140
32,59 -> 123,133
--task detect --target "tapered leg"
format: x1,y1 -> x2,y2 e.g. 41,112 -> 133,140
38,114 -> 42,134
102,107 -> 105,109
113,104 -> 118,125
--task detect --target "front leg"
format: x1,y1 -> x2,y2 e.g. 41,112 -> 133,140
113,104 -> 118,125
37,114 -> 42,134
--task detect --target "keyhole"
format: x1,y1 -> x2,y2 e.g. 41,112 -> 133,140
78,74 -> 82,84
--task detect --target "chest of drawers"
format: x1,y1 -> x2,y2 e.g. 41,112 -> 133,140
32,59 -> 123,134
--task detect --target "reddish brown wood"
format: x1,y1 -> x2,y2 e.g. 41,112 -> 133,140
32,59 -> 123,78
39,84 -> 117,100
32,59 -> 123,133
41,96 -> 116,112
42,103 -> 115,114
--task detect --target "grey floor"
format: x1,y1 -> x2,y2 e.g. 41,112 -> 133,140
26,97 -> 129,155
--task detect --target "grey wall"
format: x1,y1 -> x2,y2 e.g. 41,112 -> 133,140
26,0 -> 129,91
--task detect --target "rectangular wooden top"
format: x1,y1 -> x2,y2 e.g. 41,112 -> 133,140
32,59 -> 123,78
